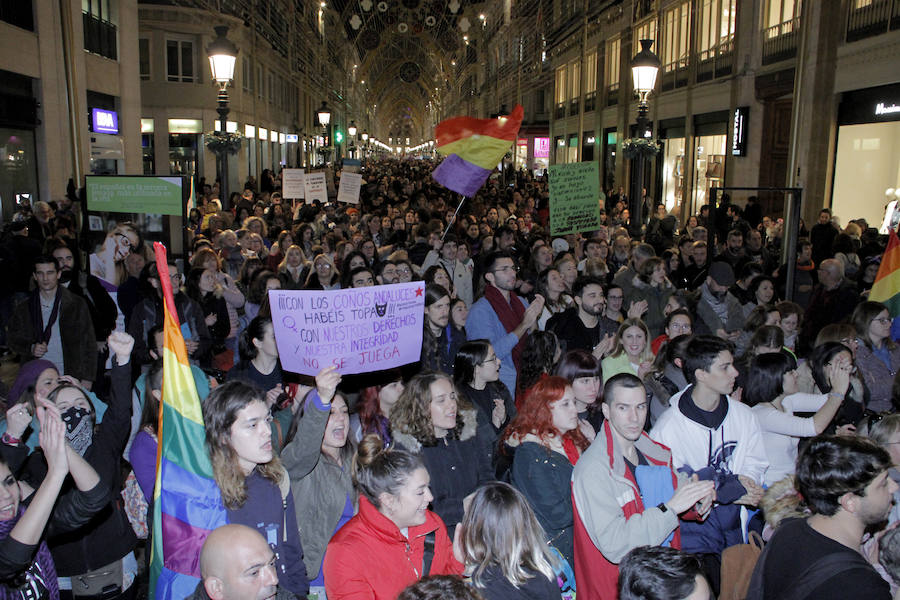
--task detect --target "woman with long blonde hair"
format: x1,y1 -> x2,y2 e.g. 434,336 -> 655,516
600,318 -> 654,383
277,244 -> 309,289
89,222 -> 141,286
458,482 -> 560,600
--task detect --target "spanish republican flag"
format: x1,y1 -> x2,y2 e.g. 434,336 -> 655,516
149,242 -> 227,600
432,104 -> 524,197
870,230 -> 900,316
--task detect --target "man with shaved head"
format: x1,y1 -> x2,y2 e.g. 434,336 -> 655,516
188,524 -> 299,600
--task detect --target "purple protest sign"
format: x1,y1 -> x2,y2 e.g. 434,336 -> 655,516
268,282 -> 425,375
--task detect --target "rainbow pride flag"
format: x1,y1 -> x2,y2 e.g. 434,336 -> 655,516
432,104 -> 524,197
870,230 -> 900,316
149,242 -> 227,600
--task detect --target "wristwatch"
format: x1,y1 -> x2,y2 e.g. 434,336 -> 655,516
657,502 -> 669,513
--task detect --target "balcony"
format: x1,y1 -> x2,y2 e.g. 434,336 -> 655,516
762,17 -> 801,65
555,102 -> 566,120
83,12 -> 117,60
660,61 -> 689,91
606,84 -> 619,107
846,0 -> 900,42
584,91 -> 596,113
696,38 -> 733,83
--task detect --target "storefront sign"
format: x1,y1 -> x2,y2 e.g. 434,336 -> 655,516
91,109 -> 119,134
268,283 -> 424,375
286,134 -> 299,143
517,138 -> 528,146
732,107 -> 748,156
875,102 -> 900,116
548,161 -> 602,236
534,137 -> 550,158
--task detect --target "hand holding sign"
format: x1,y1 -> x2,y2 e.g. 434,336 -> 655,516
315,366 -> 342,404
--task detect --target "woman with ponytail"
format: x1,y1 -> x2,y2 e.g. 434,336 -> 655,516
323,435 -> 463,600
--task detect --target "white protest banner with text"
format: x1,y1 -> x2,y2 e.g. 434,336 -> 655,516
268,282 -> 424,375
304,171 -> 327,204
337,172 -> 362,204
282,169 -> 305,199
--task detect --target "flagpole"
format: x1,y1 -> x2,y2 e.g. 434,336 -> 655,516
441,193 -> 467,241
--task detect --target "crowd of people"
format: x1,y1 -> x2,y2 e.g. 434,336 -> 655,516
2,157 -> 900,600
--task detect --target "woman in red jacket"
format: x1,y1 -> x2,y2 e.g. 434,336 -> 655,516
323,435 -> 463,599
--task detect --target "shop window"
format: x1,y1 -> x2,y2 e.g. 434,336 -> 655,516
169,133 -> 199,177
142,133 -> 154,174
139,38 -> 150,81
1,0 -> 34,31
662,1 -> 690,91
692,134 -> 727,212
661,138 -> 686,214
0,127 -> 39,222
166,39 -> 195,83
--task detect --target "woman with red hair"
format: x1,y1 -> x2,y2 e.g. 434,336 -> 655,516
502,375 -> 589,568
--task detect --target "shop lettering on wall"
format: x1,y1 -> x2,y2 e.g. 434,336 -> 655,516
91,109 -> 119,135
875,102 -> 900,116
731,107 -> 748,156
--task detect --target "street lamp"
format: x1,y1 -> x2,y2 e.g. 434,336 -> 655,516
347,121 -> 357,159
316,101 -> 332,165
207,25 -> 238,208
628,39 -> 660,237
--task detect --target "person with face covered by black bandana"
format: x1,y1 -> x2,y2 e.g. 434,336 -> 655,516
17,332 -> 139,600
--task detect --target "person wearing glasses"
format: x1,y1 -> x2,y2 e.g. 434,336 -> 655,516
89,222 -> 141,287
852,301 -> 900,413
467,251 -> 545,396
127,260 -> 212,366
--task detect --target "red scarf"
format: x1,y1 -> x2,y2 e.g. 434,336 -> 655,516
562,436 -> 581,466
483,284 -> 528,370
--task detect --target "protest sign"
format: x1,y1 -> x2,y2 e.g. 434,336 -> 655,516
337,172 -> 362,204
268,282 -> 425,375
548,161 -> 602,236
282,169 -> 305,199
343,158 -> 361,173
304,171 -> 327,204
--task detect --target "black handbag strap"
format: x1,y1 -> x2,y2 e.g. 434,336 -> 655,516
421,531 -> 436,577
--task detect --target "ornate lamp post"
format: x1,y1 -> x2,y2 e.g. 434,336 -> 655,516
348,121 -> 357,159
628,39 -> 660,237
361,130 -> 369,159
316,101 -> 332,165
206,25 -> 238,208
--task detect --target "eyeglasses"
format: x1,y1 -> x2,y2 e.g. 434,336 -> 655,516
481,356 -> 499,365
873,317 -> 892,324
115,233 -> 134,249
669,323 -> 692,332
397,267 -> 412,275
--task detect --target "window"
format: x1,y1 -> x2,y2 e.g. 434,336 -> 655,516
567,60 -> 580,100
584,51 -> 597,93
1,0 -> 35,30
697,0 -> 736,60
633,18 -> 659,51
242,57 -> 252,92
257,65 -> 264,98
765,0 -> 800,31
555,66 -> 566,102
605,38 -> 620,90
138,38 -> 150,80
83,0 -> 116,59
166,39 -> 195,82
663,1 -> 690,71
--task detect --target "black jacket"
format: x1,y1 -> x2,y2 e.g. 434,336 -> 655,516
66,271 -> 118,340
21,360 -> 137,576
475,565 -> 560,600
546,307 -> 617,354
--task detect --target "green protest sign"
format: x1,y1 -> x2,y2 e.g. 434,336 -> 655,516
86,176 -> 184,216
548,161 -> 602,236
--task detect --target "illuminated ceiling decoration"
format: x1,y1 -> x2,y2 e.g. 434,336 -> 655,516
333,0 -> 477,139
